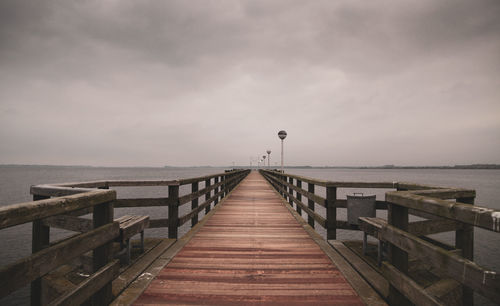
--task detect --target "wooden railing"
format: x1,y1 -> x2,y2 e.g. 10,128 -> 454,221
260,169 -> 398,239
260,169 -> 500,306
30,169 -> 250,239
0,190 -> 118,306
0,169 -> 249,305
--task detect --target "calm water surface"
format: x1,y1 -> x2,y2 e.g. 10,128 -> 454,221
0,166 -> 498,305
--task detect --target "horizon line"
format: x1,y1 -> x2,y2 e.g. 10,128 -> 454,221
1,163 -> 500,169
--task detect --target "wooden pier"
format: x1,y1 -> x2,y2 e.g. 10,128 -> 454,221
130,171 -> 377,305
0,169 -> 499,305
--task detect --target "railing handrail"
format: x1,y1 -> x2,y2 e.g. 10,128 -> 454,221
0,189 -> 116,230
29,169 -> 246,196
259,169 -> 468,190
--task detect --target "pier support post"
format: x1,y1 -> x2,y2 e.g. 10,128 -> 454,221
288,177 -> 293,206
308,183 -> 315,228
205,179 -> 211,214
168,185 -> 179,239
326,186 -> 337,240
92,199 -> 114,305
296,180 -> 302,215
191,182 -> 199,226
456,196 -> 475,306
31,195 -> 50,306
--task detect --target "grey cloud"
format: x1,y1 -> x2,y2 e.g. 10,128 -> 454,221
0,0 -> 499,166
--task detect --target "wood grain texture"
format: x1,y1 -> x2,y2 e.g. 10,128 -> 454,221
134,171 -> 364,305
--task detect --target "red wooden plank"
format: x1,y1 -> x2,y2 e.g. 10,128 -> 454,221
134,171 -> 364,305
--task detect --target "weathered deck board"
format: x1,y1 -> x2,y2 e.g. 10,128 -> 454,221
134,171 -> 365,305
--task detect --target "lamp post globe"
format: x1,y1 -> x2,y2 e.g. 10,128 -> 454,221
278,130 -> 287,140
278,130 -> 287,173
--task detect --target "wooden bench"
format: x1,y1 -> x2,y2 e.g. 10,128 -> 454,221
358,217 -> 387,266
115,215 -> 150,264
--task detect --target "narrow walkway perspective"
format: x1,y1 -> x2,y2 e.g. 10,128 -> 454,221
134,171 -> 364,305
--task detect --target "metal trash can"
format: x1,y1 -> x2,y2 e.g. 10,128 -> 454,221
347,193 -> 376,225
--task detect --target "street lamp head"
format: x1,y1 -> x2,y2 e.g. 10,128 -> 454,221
278,130 -> 287,140
266,150 -> 271,154
262,155 -> 266,160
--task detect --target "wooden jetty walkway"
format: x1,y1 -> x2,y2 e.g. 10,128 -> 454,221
132,171 -> 369,305
1,168 -> 499,306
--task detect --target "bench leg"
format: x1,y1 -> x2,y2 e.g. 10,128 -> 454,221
378,241 -> 383,266
140,230 -> 145,253
363,232 -> 368,255
126,239 -> 131,265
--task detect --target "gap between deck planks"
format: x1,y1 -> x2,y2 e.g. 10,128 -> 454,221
132,171 -> 383,305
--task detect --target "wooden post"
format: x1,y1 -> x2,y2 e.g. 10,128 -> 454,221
277,172 -> 282,197
296,180 -> 302,215
388,202 -> 410,306
221,175 -> 225,199
308,183 -> 315,228
288,177 -> 293,206
225,173 -> 230,197
281,173 -> 288,200
214,177 -> 219,205
326,186 -> 337,240
168,185 -> 179,239
31,195 -> 50,306
92,199 -> 114,305
191,182 -> 199,227
228,172 -> 233,192
456,196 -> 475,306
205,179 -> 211,214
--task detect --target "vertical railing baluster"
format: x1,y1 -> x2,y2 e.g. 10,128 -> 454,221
168,184 -> 179,239
296,180 -> 302,215
278,172 -> 284,198
284,174 -> 288,200
214,177 -> 219,205
222,172 -> 227,198
387,200 -> 410,305
31,194 -> 50,306
456,196 -> 475,306
191,182 -> 199,226
205,179 -> 211,214
288,177 -> 293,206
326,185 -> 337,240
228,172 -> 233,192
92,198 -> 114,305
308,183 -> 315,228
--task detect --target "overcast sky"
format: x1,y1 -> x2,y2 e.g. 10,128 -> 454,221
1,0 -> 499,167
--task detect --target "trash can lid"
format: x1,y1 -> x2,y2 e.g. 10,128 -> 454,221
347,193 -> 376,199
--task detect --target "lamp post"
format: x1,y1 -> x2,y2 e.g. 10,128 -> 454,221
278,130 -> 287,173
262,155 -> 266,169
266,150 -> 271,168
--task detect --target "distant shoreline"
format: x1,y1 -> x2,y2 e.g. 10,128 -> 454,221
276,164 -> 500,170
1,164 -> 499,170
